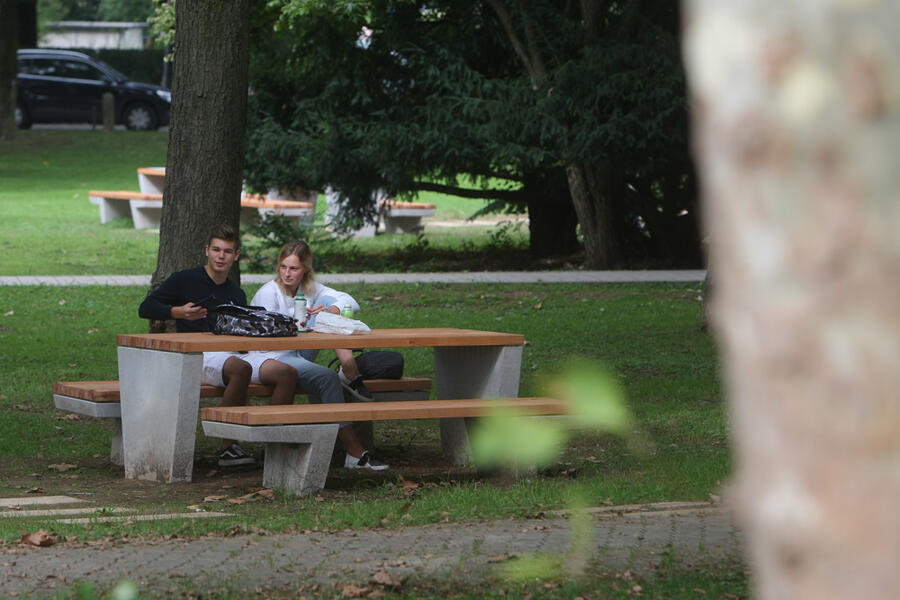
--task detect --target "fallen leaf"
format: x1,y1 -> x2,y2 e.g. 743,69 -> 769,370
3,310 -> 13,317
205,469 -> 218,478
487,554 -> 510,563
58,300 -> 66,306
314,496 -> 325,502
632,584 -> 643,594
341,584 -> 370,598
240,488 -> 274,501
87,328 -> 99,334
709,493 -> 721,505
20,530 -> 55,547
603,497 -> 614,506
186,504 -> 203,511
370,570 -> 403,588
533,301 -> 543,309
27,487 -> 45,494
204,495 -> 227,502
226,498 -> 245,505
48,464 -> 77,472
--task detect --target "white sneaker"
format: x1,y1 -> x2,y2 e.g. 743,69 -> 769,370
344,451 -> 389,471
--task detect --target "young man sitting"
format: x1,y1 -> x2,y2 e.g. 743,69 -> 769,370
138,224 -> 298,467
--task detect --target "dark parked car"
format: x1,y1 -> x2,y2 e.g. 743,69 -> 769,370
15,49 -> 171,131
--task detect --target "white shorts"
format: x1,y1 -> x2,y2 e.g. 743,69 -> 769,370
202,351 -> 288,387
201,352 -> 236,387
244,351 -> 291,384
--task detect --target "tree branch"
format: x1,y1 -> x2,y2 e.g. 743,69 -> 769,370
411,180 -> 523,202
486,0 -> 539,87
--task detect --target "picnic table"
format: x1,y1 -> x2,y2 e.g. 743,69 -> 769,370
116,328 -> 526,484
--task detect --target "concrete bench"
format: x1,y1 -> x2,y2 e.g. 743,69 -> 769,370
378,200 -> 437,234
201,397 -> 566,496
52,377 -> 432,466
137,167 -> 165,194
88,190 -> 315,229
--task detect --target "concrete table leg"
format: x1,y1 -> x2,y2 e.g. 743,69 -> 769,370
434,345 -> 523,464
118,347 -> 202,483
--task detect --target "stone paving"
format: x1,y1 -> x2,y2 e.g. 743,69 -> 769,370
0,501 -> 742,598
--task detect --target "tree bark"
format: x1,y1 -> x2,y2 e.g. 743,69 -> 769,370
566,161 -> 619,268
524,168 -> 580,256
685,1 -> 900,597
150,0 -> 250,331
0,0 -> 17,141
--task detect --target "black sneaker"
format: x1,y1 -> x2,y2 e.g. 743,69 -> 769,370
341,375 -> 374,402
218,443 -> 255,467
344,451 -> 389,471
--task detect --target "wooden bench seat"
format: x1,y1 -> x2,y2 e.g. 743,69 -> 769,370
89,190 -> 315,229
53,377 -> 432,466
201,397 -> 565,496
378,199 -> 437,234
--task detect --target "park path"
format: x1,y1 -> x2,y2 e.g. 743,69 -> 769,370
0,270 -> 706,286
1,501 -> 741,598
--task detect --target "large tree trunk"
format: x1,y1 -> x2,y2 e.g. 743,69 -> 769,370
566,161 -> 619,268
150,0 -> 250,331
524,168 -> 580,256
0,0 -> 17,141
685,1 -> 900,598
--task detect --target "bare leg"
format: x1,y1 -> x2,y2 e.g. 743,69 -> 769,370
219,356 -> 251,449
335,348 -> 361,380
259,359 -> 298,405
339,425 -> 365,458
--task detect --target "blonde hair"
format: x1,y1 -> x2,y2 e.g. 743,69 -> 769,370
274,240 -> 315,297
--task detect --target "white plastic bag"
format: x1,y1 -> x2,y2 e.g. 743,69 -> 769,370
312,311 -> 371,335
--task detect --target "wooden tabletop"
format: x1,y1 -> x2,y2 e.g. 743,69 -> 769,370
117,328 -> 524,353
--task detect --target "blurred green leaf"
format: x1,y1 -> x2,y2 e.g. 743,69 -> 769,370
546,360 -> 632,434
470,406 -> 567,470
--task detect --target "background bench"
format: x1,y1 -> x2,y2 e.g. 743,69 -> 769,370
379,200 -> 437,234
201,397 -> 566,496
53,377 -> 431,466
89,190 -> 315,229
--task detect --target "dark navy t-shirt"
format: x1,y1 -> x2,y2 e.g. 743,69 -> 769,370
138,266 -> 247,333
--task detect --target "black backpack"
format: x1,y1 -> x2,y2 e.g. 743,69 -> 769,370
212,302 -> 299,337
330,350 -> 404,379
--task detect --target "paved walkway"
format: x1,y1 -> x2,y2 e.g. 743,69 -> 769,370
1,502 -> 741,598
0,270 -> 706,286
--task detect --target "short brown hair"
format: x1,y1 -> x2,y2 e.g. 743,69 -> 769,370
207,224 -> 240,249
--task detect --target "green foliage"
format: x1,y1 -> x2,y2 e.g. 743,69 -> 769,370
148,0 -> 175,54
243,0 -> 699,265
240,213 -> 352,273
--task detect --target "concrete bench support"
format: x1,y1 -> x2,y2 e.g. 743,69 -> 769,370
379,203 -> 437,234
52,394 -> 123,466
201,421 -> 339,496
89,193 -> 132,224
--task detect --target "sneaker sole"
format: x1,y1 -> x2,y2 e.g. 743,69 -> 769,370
345,463 -> 389,471
340,383 -> 374,402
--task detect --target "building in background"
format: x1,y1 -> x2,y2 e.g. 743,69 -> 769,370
41,21 -> 149,50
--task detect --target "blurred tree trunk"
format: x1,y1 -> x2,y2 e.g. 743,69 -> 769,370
685,1 -> 900,598
150,0 -> 250,332
0,0 -> 17,141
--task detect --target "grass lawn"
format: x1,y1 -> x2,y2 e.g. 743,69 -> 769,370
0,130 -> 533,276
0,282 -> 726,529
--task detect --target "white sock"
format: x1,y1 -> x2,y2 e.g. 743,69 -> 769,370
338,368 -> 350,384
